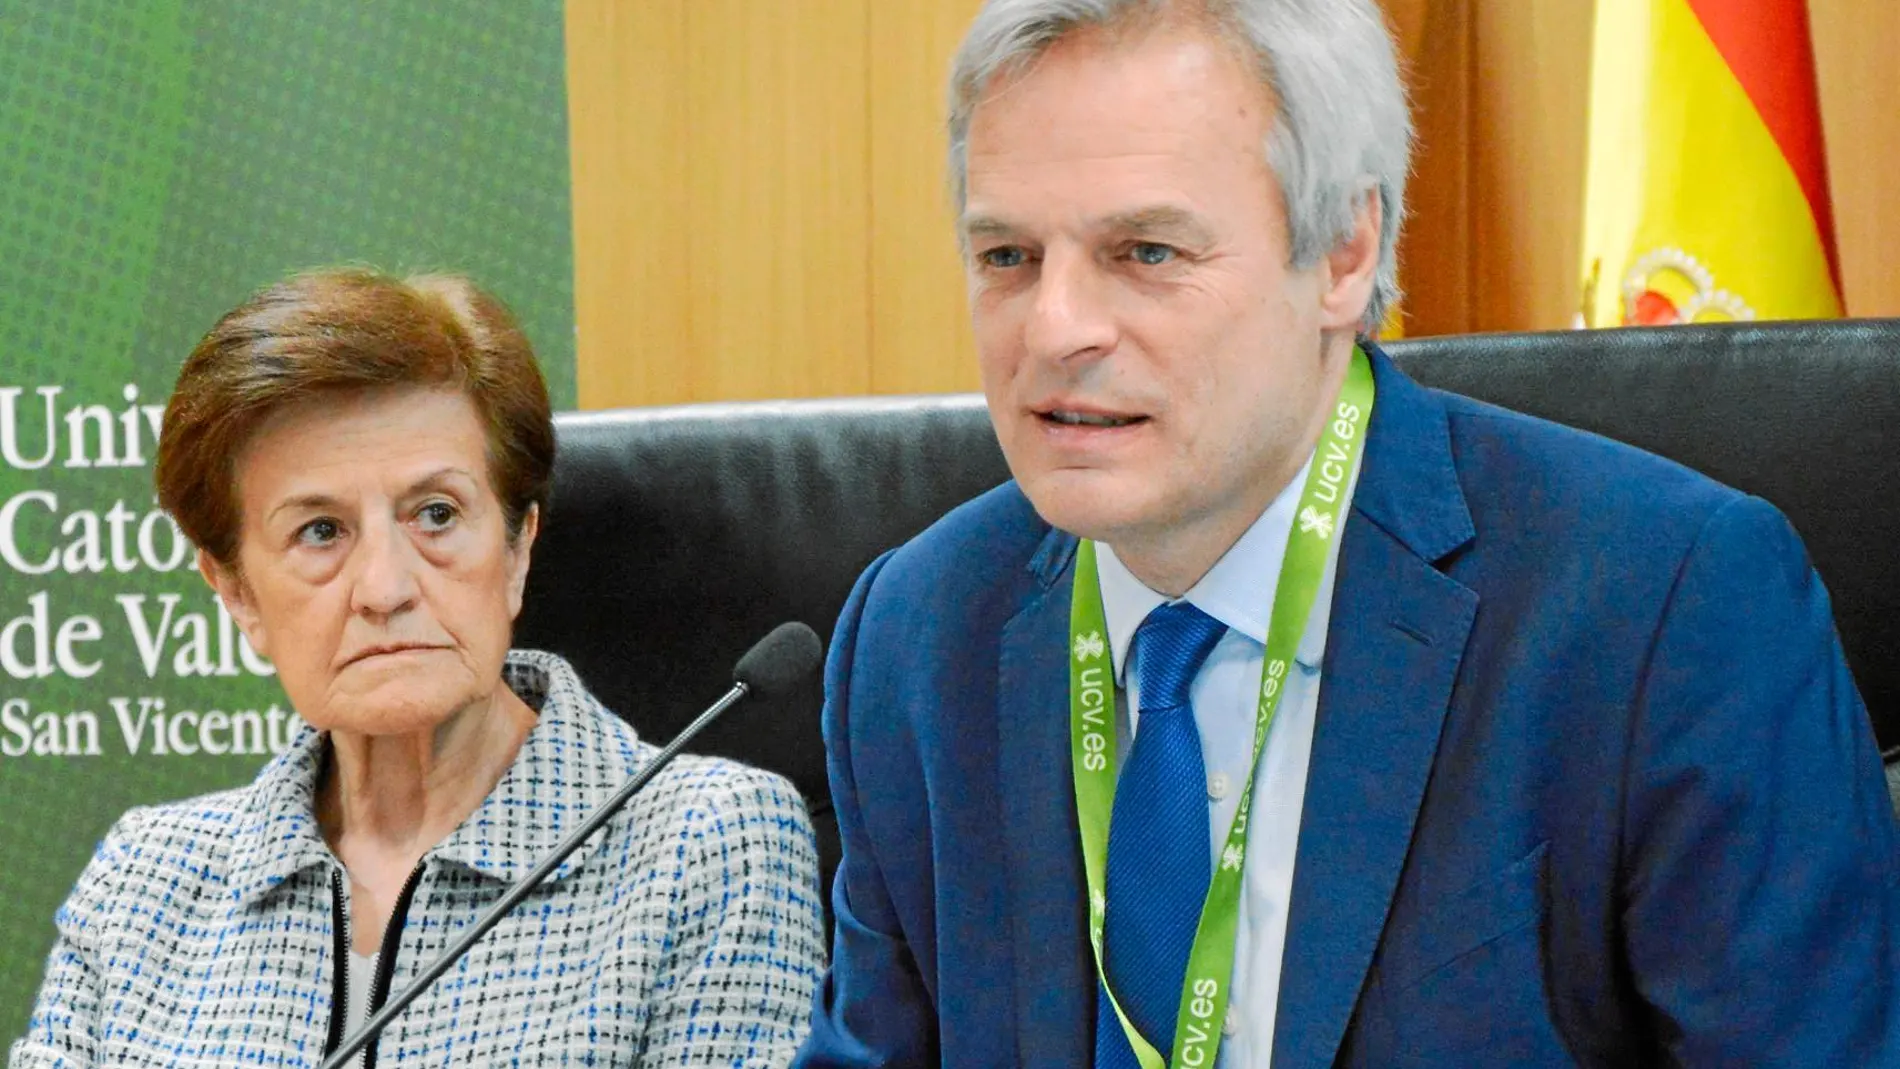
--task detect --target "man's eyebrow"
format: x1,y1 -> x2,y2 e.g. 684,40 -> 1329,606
1101,206 -> 1213,243
957,206 -> 1214,244
958,215 -> 1017,242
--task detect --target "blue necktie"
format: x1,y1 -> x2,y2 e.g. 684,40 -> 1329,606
1095,600 -> 1230,1068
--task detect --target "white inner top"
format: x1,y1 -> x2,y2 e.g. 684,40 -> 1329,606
345,947 -> 379,1037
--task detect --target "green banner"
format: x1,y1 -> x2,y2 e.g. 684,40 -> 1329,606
0,1 -> 575,1040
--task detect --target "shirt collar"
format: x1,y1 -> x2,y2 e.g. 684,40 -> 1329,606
224,715 -> 334,912
224,650 -> 640,910
427,651 -> 642,885
1096,450 -> 1326,684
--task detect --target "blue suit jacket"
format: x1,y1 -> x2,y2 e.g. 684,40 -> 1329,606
795,348 -> 1900,1067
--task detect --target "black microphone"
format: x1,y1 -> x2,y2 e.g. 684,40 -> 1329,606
316,622 -> 824,1069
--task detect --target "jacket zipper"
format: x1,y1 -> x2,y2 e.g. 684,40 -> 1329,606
323,869 -> 350,1058
322,860 -> 428,1068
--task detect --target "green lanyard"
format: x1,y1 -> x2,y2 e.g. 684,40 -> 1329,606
1068,346 -> 1375,1069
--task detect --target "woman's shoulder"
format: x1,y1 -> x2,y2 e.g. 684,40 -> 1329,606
595,726 -> 814,852
521,681 -> 821,925
618,753 -> 821,918
509,647 -> 813,823
57,785 -> 259,922
91,785 -> 254,862
647,751 -> 812,828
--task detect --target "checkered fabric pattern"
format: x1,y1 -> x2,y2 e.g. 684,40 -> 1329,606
9,650 -> 825,1067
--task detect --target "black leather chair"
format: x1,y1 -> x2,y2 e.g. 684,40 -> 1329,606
515,319 -> 1900,911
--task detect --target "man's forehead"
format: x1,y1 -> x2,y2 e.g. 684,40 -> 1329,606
959,204 -> 1214,242
961,119 -> 1273,242
961,26 -> 1274,209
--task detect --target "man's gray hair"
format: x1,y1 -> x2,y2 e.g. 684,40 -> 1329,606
947,0 -> 1411,332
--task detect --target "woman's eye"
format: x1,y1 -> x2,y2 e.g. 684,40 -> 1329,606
979,246 -> 1028,269
296,518 -> 341,547
417,502 -> 458,532
1130,242 -> 1177,266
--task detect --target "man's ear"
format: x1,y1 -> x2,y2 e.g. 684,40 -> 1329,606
505,504 -> 540,620
198,549 -> 269,659
1317,188 -> 1383,333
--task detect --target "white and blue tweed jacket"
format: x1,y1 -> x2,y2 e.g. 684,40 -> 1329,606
10,650 -> 826,1067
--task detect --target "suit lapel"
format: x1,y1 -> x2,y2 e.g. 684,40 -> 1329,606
1272,519 -> 1476,1069
1273,347 -> 1480,1069
997,530 -> 1093,1068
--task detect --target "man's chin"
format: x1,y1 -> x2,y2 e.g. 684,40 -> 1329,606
1018,474 -> 1155,545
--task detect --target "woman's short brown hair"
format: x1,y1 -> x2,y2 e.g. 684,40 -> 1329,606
156,268 -> 555,567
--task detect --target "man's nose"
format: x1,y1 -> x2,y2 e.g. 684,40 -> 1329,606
349,519 -> 421,618
1023,248 -> 1118,364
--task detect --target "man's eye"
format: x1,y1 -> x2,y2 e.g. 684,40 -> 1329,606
1130,242 -> 1177,266
296,519 -> 341,546
979,246 -> 1028,269
417,502 -> 458,532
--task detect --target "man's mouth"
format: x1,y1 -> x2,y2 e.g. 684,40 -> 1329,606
1040,410 -> 1148,429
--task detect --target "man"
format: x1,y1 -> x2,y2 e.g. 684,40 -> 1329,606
795,1 -> 1900,1065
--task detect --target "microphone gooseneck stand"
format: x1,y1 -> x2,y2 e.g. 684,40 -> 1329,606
315,621 -> 823,1069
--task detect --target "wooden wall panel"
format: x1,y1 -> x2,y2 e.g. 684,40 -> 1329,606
868,0 -> 985,395
568,0 -> 872,408
1813,0 -> 1900,319
1386,0 -> 1476,336
1469,0 -> 1594,333
685,0 -> 872,401
567,1 -> 686,407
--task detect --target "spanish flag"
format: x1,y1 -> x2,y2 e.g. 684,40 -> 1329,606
1578,0 -> 1842,328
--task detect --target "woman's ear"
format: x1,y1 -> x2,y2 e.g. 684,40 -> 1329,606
505,504 -> 540,620
198,549 -> 269,659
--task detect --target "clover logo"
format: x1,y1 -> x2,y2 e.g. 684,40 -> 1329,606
1298,505 -> 1335,540
1073,630 -> 1107,662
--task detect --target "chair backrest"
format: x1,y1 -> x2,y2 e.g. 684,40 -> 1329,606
515,397 -> 1009,896
1386,320 -> 1899,748
514,319 -> 1900,904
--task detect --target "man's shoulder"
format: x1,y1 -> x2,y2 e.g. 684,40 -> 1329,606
1435,389 -> 1748,540
833,479 -> 1061,684
865,479 -> 1056,604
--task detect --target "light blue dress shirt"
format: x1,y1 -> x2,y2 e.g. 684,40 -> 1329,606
1096,453 -> 1356,1069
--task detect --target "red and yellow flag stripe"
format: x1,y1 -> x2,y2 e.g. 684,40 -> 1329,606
1579,0 -> 1841,327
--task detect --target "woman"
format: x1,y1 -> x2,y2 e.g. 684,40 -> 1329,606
10,269 -> 825,1067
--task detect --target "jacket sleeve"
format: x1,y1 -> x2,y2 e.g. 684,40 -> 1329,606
792,551 -> 941,1069
9,811 -> 149,1068
1621,494 -> 1900,1064
640,765 -> 827,1068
